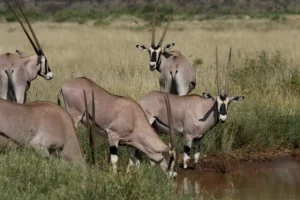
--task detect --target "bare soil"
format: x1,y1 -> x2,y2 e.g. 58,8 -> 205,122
178,148 -> 300,173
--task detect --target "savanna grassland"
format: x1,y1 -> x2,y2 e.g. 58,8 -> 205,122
0,14 -> 300,199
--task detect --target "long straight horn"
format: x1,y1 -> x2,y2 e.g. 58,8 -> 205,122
151,6 -> 157,46
225,47 -> 232,96
15,0 -> 42,52
157,7 -> 180,47
216,46 -> 221,95
164,94 -> 175,149
91,90 -> 97,164
4,0 -> 38,53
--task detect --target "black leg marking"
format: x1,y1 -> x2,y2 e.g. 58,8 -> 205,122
184,145 -> 191,156
110,146 -> 117,155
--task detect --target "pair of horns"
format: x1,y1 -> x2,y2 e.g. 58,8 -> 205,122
83,90 -> 97,165
216,46 -> 232,96
5,0 -> 43,55
151,6 -> 179,47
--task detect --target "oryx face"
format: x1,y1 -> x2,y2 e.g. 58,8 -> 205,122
39,55 -> 52,80
136,43 -> 175,71
136,6 -> 179,71
216,95 -> 244,123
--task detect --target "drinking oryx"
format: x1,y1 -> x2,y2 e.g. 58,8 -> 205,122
57,77 -> 176,177
0,0 -> 53,103
138,47 -> 244,169
136,7 -> 196,96
0,99 -> 84,165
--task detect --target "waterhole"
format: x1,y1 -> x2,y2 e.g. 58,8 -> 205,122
177,158 -> 300,199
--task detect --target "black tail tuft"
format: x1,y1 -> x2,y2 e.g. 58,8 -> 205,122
5,70 -> 16,102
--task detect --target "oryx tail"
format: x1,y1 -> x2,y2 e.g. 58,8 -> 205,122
4,70 -> 16,102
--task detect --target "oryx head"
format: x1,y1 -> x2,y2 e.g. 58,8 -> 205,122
5,0 -> 53,80
136,7 -> 179,71
204,47 -> 244,123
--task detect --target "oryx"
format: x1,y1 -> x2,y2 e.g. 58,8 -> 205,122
0,0 -> 53,103
57,77 -> 176,177
0,99 -> 84,165
136,7 -> 196,96
138,47 -> 244,169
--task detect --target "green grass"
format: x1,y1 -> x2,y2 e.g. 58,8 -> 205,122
0,126 -> 190,200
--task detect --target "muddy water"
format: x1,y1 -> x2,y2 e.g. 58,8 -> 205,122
177,158 -> 300,199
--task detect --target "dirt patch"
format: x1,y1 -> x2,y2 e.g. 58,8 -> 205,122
178,148 -> 300,173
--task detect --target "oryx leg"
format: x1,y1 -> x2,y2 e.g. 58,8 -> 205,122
107,130 -> 119,174
175,76 -> 189,96
29,135 -> 50,158
193,137 -> 202,165
148,117 -> 158,166
188,82 -> 196,94
126,146 -> 140,173
183,135 -> 193,169
0,70 -> 8,100
67,108 -> 83,128
159,74 -> 172,94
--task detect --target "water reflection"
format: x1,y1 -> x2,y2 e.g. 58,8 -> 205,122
177,158 -> 300,199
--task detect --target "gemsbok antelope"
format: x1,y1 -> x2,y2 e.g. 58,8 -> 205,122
138,47 -> 244,169
0,99 -> 84,165
136,7 -> 196,96
57,77 -> 176,177
0,0 -> 53,103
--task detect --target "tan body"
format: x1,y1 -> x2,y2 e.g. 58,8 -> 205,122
139,91 -> 217,138
0,99 -> 84,165
58,77 -> 176,176
139,91 -> 217,169
0,52 -> 47,103
158,51 -> 196,96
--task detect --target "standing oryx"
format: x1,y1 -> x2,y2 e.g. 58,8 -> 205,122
138,47 -> 244,169
57,77 -> 176,177
0,99 -> 84,165
136,7 -> 196,96
0,0 -> 52,103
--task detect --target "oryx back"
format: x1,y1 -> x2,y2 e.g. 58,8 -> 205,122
0,99 -> 84,164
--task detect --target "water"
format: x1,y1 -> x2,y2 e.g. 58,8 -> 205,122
177,158 -> 300,199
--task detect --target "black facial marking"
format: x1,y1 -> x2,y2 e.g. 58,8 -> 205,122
220,104 -> 227,115
220,95 -> 227,101
184,145 -> 191,155
150,51 -> 157,62
44,59 -> 48,75
110,146 -> 118,155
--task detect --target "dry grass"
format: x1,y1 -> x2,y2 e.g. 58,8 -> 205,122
0,19 -> 299,104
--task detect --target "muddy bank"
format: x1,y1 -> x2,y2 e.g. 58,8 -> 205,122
178,148 -> 300,173
176,148 -> 300,199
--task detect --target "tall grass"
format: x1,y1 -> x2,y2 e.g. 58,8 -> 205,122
0,20 -> 299,198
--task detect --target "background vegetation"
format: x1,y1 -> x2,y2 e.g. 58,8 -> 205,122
0,0 -> 299,199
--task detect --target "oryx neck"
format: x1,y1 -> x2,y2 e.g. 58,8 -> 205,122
22,54 -> 40,81
157,52 -> 172,72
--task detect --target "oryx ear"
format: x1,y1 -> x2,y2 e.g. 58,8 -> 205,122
203,93 -> 215,100
136,45 -> 149,51
230,96 -> 244,102
16,50 -> 29,57
163,43 -> 175,52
